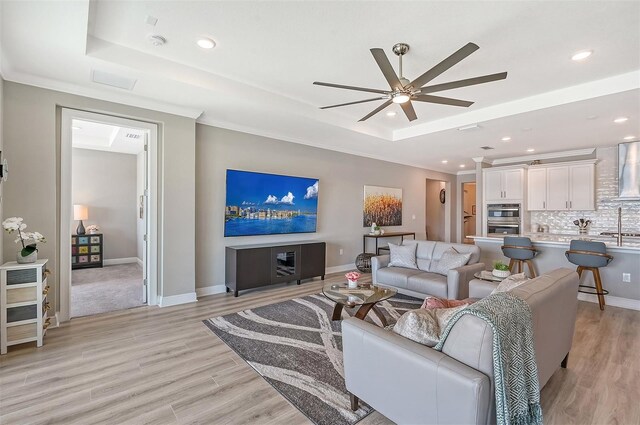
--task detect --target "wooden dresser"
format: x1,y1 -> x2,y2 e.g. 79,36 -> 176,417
72,233 -> 104,269
1,259 -> 51,354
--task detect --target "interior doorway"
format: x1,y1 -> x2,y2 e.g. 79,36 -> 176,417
59,110 -> 159,322
462,182 -> 477,244
425,179 -> 447,241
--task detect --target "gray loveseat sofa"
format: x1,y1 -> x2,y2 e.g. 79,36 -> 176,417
372,240 -> 485,300
343,268 -> 579,425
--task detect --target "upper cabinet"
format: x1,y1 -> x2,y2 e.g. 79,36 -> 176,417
484,167 -> 525,202
527,161 -> 595,211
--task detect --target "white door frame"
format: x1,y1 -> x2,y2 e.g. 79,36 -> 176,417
59,108 -> 159,322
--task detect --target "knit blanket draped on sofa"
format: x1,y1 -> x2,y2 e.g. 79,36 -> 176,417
435,292 -> 544,425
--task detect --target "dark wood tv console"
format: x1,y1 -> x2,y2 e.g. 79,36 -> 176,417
225,241 -> 326,297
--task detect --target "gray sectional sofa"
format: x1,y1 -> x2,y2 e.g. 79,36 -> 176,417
343,268 -> 580,425
372,240 -> 485,299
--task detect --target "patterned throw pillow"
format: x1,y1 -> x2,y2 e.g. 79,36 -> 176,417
388,243 -> 418,269
491,272 -> 529,294
421,296 -> 475,309
393,304 -> 468,347
431,247 -> 472,275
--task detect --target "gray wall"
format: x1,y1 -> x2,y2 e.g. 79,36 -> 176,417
425,179 -> 446,241
456,173 -> 477,242
195,125 -> 458,289
2,81 -> 196,312
71,148 -> 137,260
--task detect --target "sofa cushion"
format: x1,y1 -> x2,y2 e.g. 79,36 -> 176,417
388,243 -> 418,269
393,304 -> 468,347
430,243 -> 480,272
491,273 -> 529,294
422,296 -> 475,309
469,279 -> 498,298
431,248 -> 471,276
402,240 -> 436,271
407,272 -> 448,298
376,267 -> 424,289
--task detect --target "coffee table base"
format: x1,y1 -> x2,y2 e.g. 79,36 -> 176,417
331,302 -> 388,327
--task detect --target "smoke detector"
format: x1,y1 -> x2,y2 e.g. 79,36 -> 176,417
147,34 -> 167,46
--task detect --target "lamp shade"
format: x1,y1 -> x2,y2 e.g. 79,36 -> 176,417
73,204 -> 88,221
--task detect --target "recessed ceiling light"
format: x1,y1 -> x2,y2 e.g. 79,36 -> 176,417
72,126 -> 82,130
386,111 -> 397,117
527,148 -> 535,153
624,136 -> 635,140
459,164 -> 466,168
441,160 -> 448,164
614,117 -> 629,123
571,50 -> 592,61
197,37 -> 216,49
501,136 -> 511,142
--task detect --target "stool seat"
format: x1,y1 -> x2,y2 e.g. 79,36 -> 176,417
501,236 -> 539,278
565,240 -> 613,310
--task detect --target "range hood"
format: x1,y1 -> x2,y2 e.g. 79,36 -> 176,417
618,141 -> 640,200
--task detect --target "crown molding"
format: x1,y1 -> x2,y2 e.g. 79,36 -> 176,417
2,69 -> 204,119
456,170 -> 476,175
490,148 -> 596,165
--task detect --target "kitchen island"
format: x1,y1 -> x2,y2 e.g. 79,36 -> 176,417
470,234 -> 640,309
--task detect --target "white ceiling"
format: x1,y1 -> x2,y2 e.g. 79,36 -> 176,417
1,1 -> 639,173
72,119 -> 145,155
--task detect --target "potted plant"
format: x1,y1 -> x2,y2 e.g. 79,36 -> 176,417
492,261 -> 511,278
2,217 -> 46,264
345,271 -> 361,289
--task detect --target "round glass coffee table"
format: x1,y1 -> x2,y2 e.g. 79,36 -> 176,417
473,270 -> 509,282
322,283 -> 397,326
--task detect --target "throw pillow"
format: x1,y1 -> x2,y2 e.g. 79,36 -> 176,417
393,304 -> 468,347
491,272 -> 529,294
431,247 -> 471,275
388,243 -> 418,269
421,296 -> 475,309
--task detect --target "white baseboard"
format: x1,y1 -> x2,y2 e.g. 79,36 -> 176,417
136,258 -> 143,267
103,257 -> 140,266
196,285 -> 227,297
578,293 -> 640,311
326,263 -> 356,274
159,292 -> 197,307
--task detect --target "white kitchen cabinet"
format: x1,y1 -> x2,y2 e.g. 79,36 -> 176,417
526,161 -> 595,211
484,167 -> 525,202
527,168 -> 547,210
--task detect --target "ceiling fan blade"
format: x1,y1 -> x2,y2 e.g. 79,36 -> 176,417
320,97 -> 388,109
358,100 -> 393,122
421,72 -> 508,94
413,94 -> 474,107
400,101 -> 417,121
409,42 -> 479,90
313,81 -> 389,95
370,48 -> 403,90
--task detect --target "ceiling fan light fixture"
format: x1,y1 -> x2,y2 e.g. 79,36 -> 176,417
391,92 -> 411,104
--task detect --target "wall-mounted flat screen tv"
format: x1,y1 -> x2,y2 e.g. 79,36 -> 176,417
224,169 -> 319,237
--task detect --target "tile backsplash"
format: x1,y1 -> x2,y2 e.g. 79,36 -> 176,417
530,147 -> 640,234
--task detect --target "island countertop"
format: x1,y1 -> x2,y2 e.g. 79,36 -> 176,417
468,234 -> 640,254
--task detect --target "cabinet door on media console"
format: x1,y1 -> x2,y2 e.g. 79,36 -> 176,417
300,242 -> 326,280
271,245 -> 302,284
229,248 -> 271,291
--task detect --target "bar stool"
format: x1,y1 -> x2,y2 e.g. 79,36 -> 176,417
501,236 -> 539,278
565,240 -> 613,311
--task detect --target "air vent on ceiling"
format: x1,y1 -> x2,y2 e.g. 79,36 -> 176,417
91,70 -> 137,91
125,133 -> 142,139
480,146 -> 495,150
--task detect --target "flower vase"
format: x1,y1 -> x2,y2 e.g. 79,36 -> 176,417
579,228 -> 588,235
17,250 -> 37,264
347,279 -> 358,289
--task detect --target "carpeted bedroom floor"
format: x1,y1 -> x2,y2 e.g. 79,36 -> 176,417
71,263 -> 144,318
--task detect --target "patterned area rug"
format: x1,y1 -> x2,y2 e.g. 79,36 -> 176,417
203,293 -> 422,425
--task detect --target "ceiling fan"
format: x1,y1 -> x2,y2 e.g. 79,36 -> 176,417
313,42 -> 507,122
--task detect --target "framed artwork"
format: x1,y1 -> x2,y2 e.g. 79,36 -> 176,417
363,185 -> 402,227
472,205 -> 476,215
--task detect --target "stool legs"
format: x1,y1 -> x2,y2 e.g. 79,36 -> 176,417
524,260 -> 537,278
509,259 -> 537,278
576,266 -> 608,311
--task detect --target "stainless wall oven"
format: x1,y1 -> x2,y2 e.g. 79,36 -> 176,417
487,203 -> 521,235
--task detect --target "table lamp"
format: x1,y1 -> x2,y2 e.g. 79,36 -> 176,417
73,204 -> 88,235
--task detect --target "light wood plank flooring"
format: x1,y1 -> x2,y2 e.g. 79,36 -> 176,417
1,272 -> 638,425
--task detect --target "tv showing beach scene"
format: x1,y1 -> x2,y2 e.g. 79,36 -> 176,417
224,169 -> 319,237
